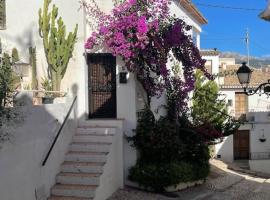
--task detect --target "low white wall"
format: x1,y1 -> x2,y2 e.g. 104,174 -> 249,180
95,123 -> 124,200
249,160 -> 270,174
215,135 -> 234,163
0,98 -> 77,200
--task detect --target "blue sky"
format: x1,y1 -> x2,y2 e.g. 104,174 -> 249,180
193,0 -> 270,57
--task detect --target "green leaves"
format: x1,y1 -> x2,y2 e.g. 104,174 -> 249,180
39,0 -> 78,91
192,70 -> 240,139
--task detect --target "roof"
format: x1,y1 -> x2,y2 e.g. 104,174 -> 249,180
200,49 -> 220,56
179,0 -> 208,25
220,65 -> 270,88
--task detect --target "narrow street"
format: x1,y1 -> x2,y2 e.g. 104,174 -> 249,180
108,160 -> 270,200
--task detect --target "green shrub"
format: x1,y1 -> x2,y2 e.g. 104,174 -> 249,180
129,162 -> 195,192
128,107 -> 210,192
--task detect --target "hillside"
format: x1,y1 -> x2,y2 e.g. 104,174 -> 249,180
220,52 -> 270,68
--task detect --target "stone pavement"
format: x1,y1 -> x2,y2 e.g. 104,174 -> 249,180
108,160 -> 270,200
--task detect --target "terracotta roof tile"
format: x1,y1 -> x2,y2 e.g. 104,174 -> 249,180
200,50 -> 220,56
221,65 -> 270,87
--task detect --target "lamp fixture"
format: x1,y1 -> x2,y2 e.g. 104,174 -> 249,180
237,62 -> 270,96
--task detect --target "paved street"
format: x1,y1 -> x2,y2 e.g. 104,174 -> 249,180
108,160 -> 270,200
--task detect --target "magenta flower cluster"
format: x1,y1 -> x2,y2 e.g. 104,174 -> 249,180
82,0 -> 211,114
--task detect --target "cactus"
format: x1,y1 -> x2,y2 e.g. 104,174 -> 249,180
11,48 -> 19,64
38,0 -> 78,91
29,47 -> 38,90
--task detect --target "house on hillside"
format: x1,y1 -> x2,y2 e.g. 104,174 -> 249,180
200,49 -> 220,78
0,1 -> 208,200
213,56 -> 270,174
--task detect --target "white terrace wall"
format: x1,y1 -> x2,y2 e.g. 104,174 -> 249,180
0,0 -> 206,185
215,112 -> 270,163
0,96 -> 77,200
0,0 -> 86,118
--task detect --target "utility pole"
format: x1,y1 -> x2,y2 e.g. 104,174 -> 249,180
245,28 -> 250,66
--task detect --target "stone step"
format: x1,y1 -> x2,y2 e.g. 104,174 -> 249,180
51,184 -> 96,199
78,119 -> 123,128
61,161 -> 105,173
73,134 -> 113,143
77,127 -> 116,135
65,151 -> 108,163
56,173 -> 101,186
70,142 -> 111,153
49,196 -> 91,200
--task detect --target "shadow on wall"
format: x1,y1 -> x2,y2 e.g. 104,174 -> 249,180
0,84 -> 78,200
215,135 -> 234,163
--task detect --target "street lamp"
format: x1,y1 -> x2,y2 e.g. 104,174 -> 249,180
237,62 -> 270,96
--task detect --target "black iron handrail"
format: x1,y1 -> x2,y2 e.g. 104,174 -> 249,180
42,96 -> 77,166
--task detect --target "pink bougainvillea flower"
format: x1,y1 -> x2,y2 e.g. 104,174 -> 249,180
137,16 -> 148,34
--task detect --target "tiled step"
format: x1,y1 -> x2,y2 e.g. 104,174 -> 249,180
56,172 -> 101,186
51,184 -> 96,198
73,134 -> 113,143
77,127 -> 116,135
49,196 -> 91,200
78,119 -> 123,128
65,151 -> 108,163
61,161 -> 105,173
70,142 -> 111,153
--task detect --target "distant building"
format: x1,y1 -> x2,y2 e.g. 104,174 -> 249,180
213,55 -> 270,174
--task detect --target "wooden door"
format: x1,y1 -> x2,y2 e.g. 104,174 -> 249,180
87,54 -> 117,118
235,92 -> 248,119
234,130 -> 250,160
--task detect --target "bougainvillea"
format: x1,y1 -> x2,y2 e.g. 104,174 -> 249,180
81,0 -> 211,114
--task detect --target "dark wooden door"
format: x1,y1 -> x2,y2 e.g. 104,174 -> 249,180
234,130 -> 250,160
87,53 -> 117,118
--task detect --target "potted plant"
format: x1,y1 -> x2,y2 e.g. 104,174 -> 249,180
259,129 -> 267,142
41,77 -> 54,104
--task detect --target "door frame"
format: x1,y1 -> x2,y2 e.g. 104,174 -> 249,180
87,53 -> 117,119
233,130 -> 250,160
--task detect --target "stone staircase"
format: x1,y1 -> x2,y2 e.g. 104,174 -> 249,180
48,126 -> 116,200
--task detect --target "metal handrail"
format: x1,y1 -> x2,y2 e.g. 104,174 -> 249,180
42,96 -> 77,166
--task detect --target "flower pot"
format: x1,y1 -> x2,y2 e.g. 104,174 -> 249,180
42,97 -> 55,104
259,138 -> 266,143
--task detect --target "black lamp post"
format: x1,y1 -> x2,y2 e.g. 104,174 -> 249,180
237,62 -> 270,96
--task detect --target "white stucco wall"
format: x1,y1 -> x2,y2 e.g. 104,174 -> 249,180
0,0 -> 86,119
169,0 -> 202,49
202,55 -> 219,75
0,97 -> 77,200
219,90 -> 236,116
249,160 -> 270,174
215,136 -> 234,163
1,0 -> 206,187
215,111 -> 270,163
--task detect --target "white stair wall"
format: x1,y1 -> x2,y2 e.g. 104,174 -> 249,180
49,120 -> 124,200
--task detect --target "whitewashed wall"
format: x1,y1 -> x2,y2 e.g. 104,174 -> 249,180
202,55 -> 219,75
215,136 -> 234,163
249,160 -> 270,174
0,0 -> 86,119
0,0 -> 206,185
169,0 -> 202,48
0,97 -> 77,200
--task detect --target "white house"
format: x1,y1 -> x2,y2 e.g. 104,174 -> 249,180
0,0 -> 208,199
212,56 -> 270,173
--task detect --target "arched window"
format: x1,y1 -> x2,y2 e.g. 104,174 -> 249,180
0,0 -> 6,30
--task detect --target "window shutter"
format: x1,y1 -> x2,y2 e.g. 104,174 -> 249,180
0,0 -> 6,29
